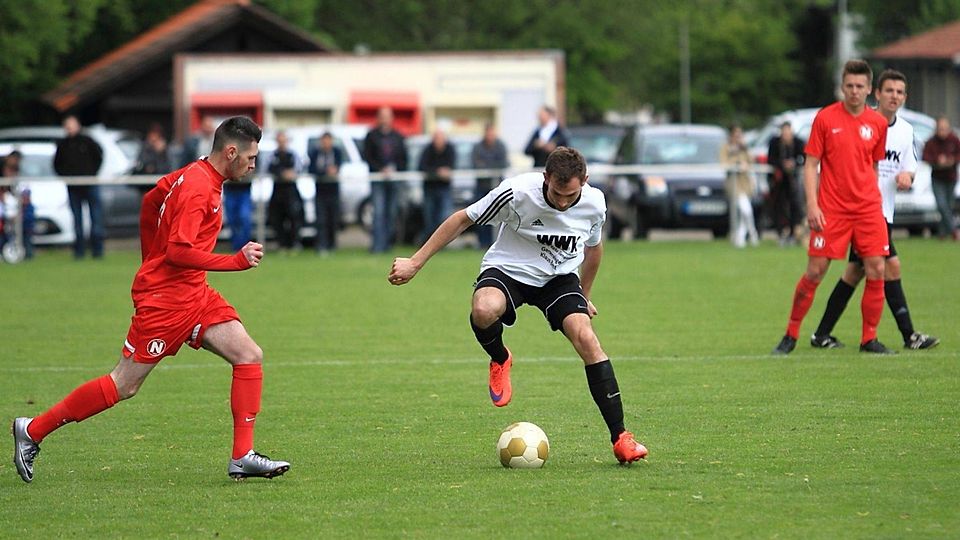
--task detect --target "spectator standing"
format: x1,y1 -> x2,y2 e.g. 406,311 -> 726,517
922,116 -> 960,240
471,123 -> 509,248
767,122 -> 806,245
267,131 -> 304,251
363,107 -> 407,253
181,115 -> 217,166
308,132 -> 343,254
721,125 -> 759,247
524,105 -> 568,167
418,129 -> 455,243
53,115 -> 104,259
135,125 -> 173,178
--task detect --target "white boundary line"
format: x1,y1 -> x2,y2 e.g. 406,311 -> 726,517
1,351 -> 956,373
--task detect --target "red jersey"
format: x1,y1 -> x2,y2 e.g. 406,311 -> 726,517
132,159 -> 232,309
805,102 -> 888,216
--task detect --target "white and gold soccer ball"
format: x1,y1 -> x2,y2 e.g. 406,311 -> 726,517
497,422 -> 550,469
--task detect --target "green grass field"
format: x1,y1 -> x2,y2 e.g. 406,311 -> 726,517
2,237 -> 959,538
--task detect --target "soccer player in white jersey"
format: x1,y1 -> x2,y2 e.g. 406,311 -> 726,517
810,69 -> 939,351
388,147 -> 648,463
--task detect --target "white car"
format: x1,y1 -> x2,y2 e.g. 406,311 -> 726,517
0,140 -> 144,245
750,107 -> 941,235
0,125 -> 141,179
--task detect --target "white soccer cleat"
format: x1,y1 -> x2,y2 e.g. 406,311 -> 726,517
228,450 -> 290,480
12,417 -> 40,483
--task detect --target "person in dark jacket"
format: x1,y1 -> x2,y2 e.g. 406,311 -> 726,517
922,116 -> 960,240
767,122 -> 806,245
54,115 -> 104,259
524,106 -> 568,167
267,131 -> 303,251
308,132 -> 344,253
363,107 -> 407,252
471,123 -> 509,248
418,129 -> 456,242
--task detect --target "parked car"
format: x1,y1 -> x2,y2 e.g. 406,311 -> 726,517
749,107 -> 940,235
0,125 -> 142,179
567,124 -> 627,165
566,124 -> 628,236
608,124 -> 730,239
254,125 -> 370,241
0,141 -> 143,245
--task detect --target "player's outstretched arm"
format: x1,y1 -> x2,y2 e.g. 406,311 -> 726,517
580,242 -> 603,317
803,154 -> 825,232
389,209 -> 474,285
165,241 -> 262,271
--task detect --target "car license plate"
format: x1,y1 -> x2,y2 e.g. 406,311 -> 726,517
683,200 -> 727,215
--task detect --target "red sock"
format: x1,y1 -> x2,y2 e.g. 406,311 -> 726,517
786,275 -> 820,339
27,375 -> 120,443
861,278 -> 885,344
231,363 -> 263,459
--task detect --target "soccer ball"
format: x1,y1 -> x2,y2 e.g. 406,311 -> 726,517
497,422 -> 549,469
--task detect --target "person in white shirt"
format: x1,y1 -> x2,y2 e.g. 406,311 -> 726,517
388,147 -> 648,464
810,69 -> 939,351
524,106 -> 569,167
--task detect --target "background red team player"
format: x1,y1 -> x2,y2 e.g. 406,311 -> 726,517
773,59 -> 892,355
13,116 -> 290,482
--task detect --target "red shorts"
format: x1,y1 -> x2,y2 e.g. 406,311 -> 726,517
808,211 -> 889,260
122,287 -> 240,363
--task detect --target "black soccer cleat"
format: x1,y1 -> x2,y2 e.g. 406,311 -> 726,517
772,335 -> 797,355
905,332 -> 940,350
810,334 -> 844,349
859,339 -> 896,355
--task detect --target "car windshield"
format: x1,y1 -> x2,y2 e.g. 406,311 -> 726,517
15,153 -> 55,177
637,133 -> 724,164
568,132 -> 622,163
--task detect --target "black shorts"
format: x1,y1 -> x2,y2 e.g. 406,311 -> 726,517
474,268 -> 589,332
848,222 -> 897,264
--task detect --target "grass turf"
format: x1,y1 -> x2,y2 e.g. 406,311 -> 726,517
1,237 -> 958,538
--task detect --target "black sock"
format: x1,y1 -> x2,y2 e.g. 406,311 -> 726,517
885,279 -> 914,342
470,315 -> 508,363
814,279 -> 856,338
585,360 -> 625,443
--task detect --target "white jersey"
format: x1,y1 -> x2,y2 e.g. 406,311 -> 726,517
465,172 -> 606,287
877,113 -> 918,223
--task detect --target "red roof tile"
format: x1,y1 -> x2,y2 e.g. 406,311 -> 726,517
873,19 -> 960,60
43,0 -> 325,112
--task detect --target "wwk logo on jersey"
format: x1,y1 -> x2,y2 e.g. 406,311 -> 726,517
147,338 -> 167,357
859,125 -> 874,141
885,149 -> 901,163
537,234 -> 579,252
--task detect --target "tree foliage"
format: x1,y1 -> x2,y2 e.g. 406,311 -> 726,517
1,0 -> 955,129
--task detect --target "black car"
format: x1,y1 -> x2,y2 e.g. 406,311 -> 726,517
609,124 -> 730,239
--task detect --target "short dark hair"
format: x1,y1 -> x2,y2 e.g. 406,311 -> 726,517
876,69 -> 907,92
544,146 -> 587,185
212,116 -> 261,152
842,59 -> 873,84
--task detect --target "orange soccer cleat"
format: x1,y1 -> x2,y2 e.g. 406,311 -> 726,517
613,431 -> 648,464
488,349 -> 513,407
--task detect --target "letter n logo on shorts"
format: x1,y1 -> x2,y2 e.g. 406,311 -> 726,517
147,339 -> 167,357
813,235 -> 825,249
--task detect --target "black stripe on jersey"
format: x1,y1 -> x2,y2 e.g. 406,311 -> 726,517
477,194 -> 514,226
476,189 -> 514,226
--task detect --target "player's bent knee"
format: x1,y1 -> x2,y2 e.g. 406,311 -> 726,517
233,343 -> 263,365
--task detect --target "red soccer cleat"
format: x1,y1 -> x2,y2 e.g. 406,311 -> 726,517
613,431 -> 648,464
488,349 -> 513,407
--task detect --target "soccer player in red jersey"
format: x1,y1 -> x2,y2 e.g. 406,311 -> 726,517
12,117 -> 290,482
773,60 -> 892,355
